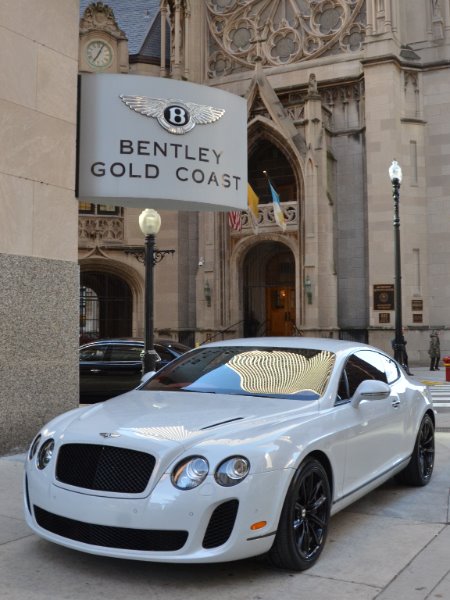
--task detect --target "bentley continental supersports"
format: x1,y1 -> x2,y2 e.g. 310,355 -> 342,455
24,338 -> 435,571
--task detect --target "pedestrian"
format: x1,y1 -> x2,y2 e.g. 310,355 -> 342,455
391,328 -> 413,375
428,330 -> 441,371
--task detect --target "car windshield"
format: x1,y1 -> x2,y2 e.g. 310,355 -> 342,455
142,346 -> 335,400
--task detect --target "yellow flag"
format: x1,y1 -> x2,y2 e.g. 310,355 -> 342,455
247,184 -> 259,232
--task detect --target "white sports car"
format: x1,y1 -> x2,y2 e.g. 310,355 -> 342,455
24,338 -> 435,571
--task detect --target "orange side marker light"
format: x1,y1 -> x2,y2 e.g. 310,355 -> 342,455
250,521 -> 267,531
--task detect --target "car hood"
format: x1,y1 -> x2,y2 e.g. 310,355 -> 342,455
65,389 -> 318,448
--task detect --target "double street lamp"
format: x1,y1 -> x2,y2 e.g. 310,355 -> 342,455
138,208 -> 174,374
388,160 -> 406,367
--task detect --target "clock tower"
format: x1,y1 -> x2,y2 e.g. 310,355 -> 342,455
79,2 -> 128,73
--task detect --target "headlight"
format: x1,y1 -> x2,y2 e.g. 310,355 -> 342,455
215,456 -> 250,487
171,456 -> 209,490
37,439 -> 55,470
28,434 -> 41,460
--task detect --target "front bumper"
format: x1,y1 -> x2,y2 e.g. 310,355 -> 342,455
24,465 -> 293,564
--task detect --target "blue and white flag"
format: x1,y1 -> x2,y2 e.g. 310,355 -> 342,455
268,181 -> 286,232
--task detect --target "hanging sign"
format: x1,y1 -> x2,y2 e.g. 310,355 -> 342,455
76,74 -> 247,211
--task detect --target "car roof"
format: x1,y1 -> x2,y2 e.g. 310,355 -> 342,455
80,337 -> 383,359
203,337 -> 381,358
80,338 -> 190,349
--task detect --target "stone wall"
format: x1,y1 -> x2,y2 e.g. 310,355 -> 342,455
0,254 -> 79,455
0,0 -> 80,454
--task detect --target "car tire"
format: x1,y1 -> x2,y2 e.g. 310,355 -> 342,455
396,413 -> 435,487
268,457 -> 331,571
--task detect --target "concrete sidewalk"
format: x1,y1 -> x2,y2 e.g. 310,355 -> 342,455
411,366 -> 450,430
412,365 -> 449,385
1,431 -> 449,600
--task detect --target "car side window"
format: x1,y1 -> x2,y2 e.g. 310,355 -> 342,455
337,370 -> 350,403
384,357 -> 400,384
79,345 -> 107,361
154,345 -> 173,363
345,351 -> 388,397
109,345 -> 143,362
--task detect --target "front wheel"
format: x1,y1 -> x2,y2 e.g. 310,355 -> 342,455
268,458 -> 331,571
397,413 -> 435,486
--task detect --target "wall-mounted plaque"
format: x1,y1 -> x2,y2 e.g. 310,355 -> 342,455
379,313 -> 391,324
412,299 -> 423,311
413,314 -> 423,323
374,285 -> 394,311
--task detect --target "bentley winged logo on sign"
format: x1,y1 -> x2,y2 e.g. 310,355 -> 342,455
119,94 -> 226,135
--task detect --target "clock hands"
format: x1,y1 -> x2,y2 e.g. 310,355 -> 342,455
93,46 -> 103,62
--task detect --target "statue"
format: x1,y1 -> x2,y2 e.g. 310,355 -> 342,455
308,73 -> 318,95
432,0 -> 441,17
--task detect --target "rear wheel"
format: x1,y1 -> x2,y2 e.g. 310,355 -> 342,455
397,413 -> 434,486
269,458 -> 331,571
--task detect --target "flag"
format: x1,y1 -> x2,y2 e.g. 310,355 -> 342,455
268,180 -> 286,232
247,184 -> 259,233
228,210 -> 242,231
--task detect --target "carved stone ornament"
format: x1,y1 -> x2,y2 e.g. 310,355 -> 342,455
80,2 -> 126,39
207,0 -> 366,76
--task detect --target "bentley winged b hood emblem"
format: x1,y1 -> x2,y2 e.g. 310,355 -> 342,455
119,95 -> 225,135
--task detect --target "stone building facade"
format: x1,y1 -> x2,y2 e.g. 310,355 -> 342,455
2,0 -> 450,454
0,1 -> 80,454
78,0 -> 450,364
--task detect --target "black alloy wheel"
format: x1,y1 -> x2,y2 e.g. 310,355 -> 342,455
397,413 -> 435,486
269,457 -> 331,571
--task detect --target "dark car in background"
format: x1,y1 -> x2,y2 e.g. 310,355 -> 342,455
79,338 -> 190,403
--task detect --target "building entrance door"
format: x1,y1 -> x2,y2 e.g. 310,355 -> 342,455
265,286 -> 295,336
243,242 -> 296,337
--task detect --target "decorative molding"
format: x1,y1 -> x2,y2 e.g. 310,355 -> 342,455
80,2 -> 127,40
207,0 -> 366,76
232,200 -> 298,234
79,216 -> 124,244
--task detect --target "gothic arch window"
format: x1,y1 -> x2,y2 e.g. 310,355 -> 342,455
248,138 -> 297,204
79,271 -> 132,342
207,0 -> 366,76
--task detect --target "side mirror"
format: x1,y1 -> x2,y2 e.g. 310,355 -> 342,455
351,380 -> 391,408
140,371 -> 156,385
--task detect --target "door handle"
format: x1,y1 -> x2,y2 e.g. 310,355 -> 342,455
90,369 -> 101,373
391,398 -> 400,408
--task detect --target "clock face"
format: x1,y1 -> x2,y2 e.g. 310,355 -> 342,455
86,40 -> 113,69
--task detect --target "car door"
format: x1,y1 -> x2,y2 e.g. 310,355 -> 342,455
338,350 -> 406,497
79,343 -> 144,403
105,343 -> 144,397
79,343 -> 109,402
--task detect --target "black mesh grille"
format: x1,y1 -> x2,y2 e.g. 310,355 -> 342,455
202,499 -> 239,549
56,444 -> 155,493
34,506 -> 188,551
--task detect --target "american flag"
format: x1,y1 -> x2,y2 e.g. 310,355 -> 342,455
228,210 -> 242,231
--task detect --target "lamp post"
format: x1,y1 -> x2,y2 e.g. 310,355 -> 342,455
388,160 -> 406,367
126,210 -> 175,373
138,209 -> 162,375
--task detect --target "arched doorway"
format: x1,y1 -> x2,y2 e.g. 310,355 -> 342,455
243,242 -> 296,337
80,271 -> 132,343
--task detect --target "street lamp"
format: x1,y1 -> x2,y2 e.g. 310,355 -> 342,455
388,160 -> 406,367
139,208 -> 162,374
